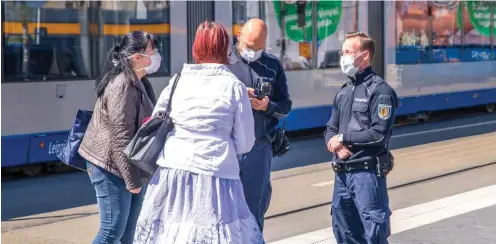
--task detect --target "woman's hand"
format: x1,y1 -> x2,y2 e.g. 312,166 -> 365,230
129,187 -> 142,194
142,116 -> 151,125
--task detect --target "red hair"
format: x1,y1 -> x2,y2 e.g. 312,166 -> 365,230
192,21 -> 230,64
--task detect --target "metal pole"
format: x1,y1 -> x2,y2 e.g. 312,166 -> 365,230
302,24 -> 306,43
279,1 -> 286,62
427,2 -> 433,61
459,1 -> 464,60
354,1 -> 358,32
311,0 -> 317,68
490,2 -> 494,52
20,2 -> 29,80
36,7 -> 41,44
367,1 -> 384,77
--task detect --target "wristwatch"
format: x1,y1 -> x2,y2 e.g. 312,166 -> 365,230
337,134 -> 343,143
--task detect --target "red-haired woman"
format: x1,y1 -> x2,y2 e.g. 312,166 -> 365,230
133,21 -> 264,243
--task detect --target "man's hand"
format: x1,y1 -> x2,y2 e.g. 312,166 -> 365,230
247,87 -> 256,98
335,147 -> 352,160
247,88 -> 269,111
327,135 -> 342,152
327,135 -> 353,160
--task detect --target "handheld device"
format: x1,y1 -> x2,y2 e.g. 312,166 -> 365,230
254,77 -> 272,99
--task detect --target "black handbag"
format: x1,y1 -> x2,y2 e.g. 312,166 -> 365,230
267,120 -> 290,157
124,74 -> 180,175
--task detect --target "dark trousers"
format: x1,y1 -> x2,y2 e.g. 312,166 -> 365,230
239,140 -> 273,232
331,170 -> 391,244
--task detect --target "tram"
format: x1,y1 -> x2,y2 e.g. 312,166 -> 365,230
2,1 -> 495,172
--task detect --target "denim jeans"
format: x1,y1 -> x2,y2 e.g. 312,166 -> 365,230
87,162 -> 147,244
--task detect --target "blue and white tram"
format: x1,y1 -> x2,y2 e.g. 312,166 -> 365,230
2,1 -> 495,169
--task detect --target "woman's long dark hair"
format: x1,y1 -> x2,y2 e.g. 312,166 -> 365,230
95,31 -> 158,98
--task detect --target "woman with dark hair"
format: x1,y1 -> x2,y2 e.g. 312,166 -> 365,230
133,21 -> 264,243
78,31 -> 160,244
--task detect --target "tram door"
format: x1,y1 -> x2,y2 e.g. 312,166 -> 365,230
186,1 -> 215,63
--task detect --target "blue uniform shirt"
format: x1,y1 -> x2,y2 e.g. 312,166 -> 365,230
228,45 -> 292,140
324,66 -> 398,163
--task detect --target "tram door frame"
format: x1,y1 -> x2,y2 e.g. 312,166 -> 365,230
186,1 -> 215,64
368,1 -> 385,78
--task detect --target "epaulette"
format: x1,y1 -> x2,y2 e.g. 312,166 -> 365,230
371,75 -> 385,85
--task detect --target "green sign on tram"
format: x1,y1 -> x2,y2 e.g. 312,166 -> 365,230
273,0 -> 342,42
458,1 -> 496,37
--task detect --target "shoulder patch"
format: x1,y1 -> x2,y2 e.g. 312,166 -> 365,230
378,103 -> 392,120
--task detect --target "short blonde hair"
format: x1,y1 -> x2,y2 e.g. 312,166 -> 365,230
344,32 -> 376,61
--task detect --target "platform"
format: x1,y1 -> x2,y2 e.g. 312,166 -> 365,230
2,132 -> 496,244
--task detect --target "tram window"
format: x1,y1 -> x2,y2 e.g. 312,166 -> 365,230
262,1 -> 314,71
316,1 -> 358,70
1,1 -> 90,82
233,1 -> 269,46
261,1 -> 357,71
395,1 -> 428,64
395,1 -> 495,64
456,2 -> 494,62
430,2 -> 460,63
100,1 -> 170,76
232,1 -> 248,45
432,4 -> 457,46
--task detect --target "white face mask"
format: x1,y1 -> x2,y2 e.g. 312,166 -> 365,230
241,48 -> 263,62
130,51 -> 162,74
142,53 -> 162,74
340,52 -> 363,77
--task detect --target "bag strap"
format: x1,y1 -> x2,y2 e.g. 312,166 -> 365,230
165,73 -> 181,117
134,83 -> 143,132
135,74 -> 180,129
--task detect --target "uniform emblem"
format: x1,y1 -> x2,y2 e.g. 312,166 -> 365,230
378,104 -> 392,120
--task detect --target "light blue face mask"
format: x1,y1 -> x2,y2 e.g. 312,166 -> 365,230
241,47 -> 263,62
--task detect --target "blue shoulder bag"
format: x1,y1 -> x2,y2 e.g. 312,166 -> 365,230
56,109 -> 93,171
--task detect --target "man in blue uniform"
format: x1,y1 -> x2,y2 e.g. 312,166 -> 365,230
324,32 -> 398,244
228,18 -> 292,232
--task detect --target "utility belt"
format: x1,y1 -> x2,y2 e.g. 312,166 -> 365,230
332,150 -> 395,177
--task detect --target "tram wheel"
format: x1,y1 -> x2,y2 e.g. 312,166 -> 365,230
22,164 -> 44,177
486,104 -> 495,113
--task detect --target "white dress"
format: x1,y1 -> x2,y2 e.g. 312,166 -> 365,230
133,64 -> 264,244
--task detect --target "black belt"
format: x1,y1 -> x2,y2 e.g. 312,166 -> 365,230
332,157 -> 378,173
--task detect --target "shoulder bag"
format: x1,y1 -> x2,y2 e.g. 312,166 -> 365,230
124,73 -> 180,175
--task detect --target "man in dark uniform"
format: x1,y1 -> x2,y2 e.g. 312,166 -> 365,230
324,32 -> 398,244
228,18 -> 292,232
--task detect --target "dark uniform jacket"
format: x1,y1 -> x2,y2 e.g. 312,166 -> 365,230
228,45 -> 292,140
324,66 -> 398,163
79,74 -> 156,190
